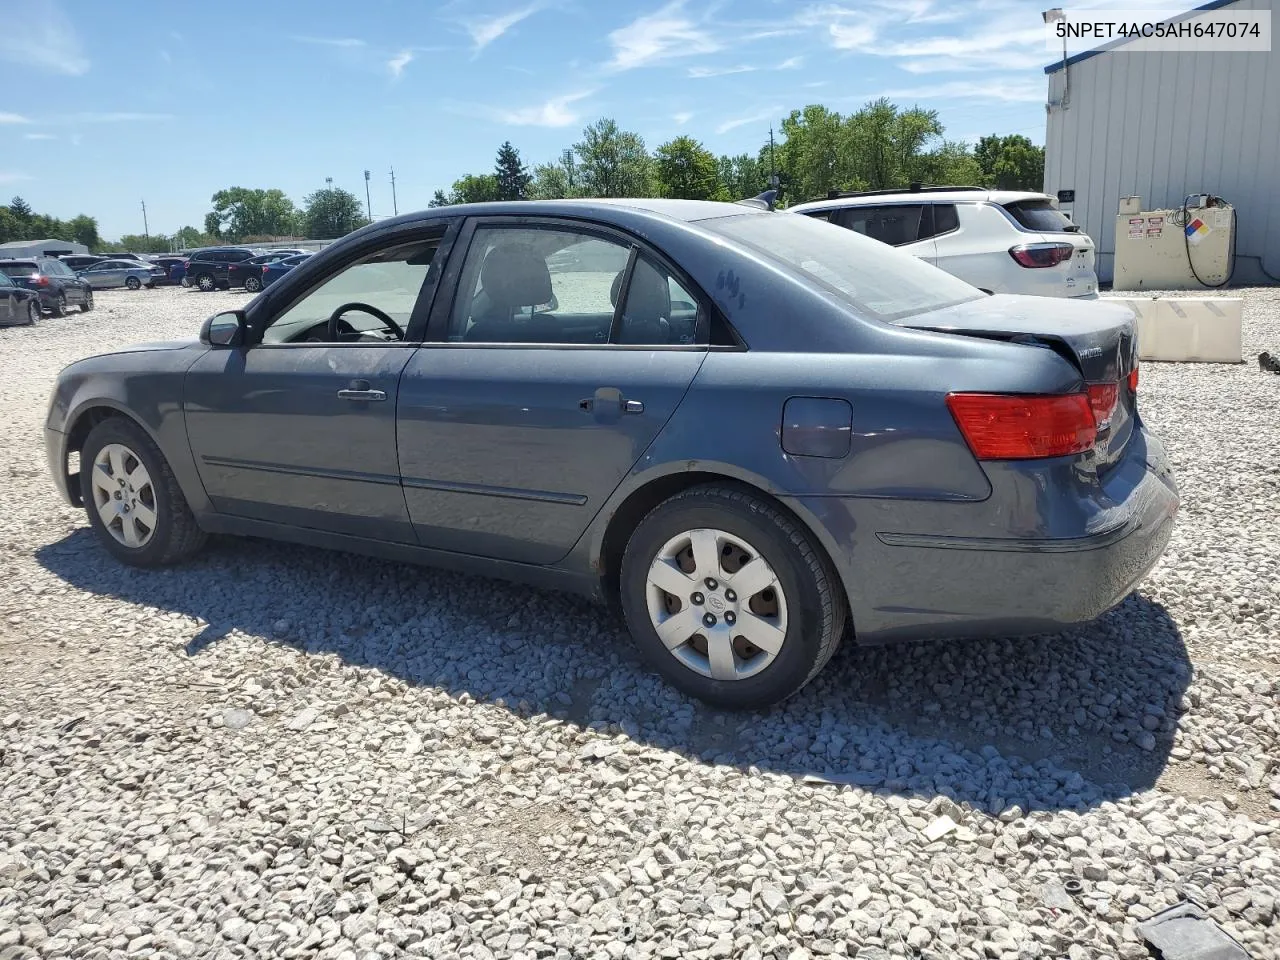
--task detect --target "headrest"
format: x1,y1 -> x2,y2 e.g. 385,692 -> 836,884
480,245 -> 553,310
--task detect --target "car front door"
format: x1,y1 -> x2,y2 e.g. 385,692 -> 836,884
183,223 -> 453,543
397,218 -> 708,565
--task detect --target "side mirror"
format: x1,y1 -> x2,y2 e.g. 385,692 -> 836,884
200,310 -> 247,347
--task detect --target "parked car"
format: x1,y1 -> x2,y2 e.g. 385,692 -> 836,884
261,253 -> 311,287
788,187 -> 1099,299
59,254 -> 107,272
77,259 -> 166,290
149,256 -> 188,286
0,269 -> 42,326
184,247 -> 258,291
227,252 -> 299,292
0,257 -> 92,315
105,253 -> 152,263
44,199 -> 1176,709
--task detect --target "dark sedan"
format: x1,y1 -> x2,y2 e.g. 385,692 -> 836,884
44,199 -> 1178,709
0,270 -> 41,326
261,252 -> 311,287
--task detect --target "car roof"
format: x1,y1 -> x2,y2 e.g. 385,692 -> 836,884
789,190 -> 1053,212
380,197 -> 762,226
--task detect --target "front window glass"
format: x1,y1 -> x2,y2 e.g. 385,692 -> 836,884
261,241 -> 435,344
708,212 -> 981,324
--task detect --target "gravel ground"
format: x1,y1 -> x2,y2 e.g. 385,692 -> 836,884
1,284 -> 1278,960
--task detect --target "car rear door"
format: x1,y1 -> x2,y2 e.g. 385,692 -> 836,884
396,216 -> 708,565
183,222 -> 455,543
834,203 -> 937,264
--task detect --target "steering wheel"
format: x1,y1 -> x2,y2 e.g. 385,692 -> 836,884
325,302 -> 404,342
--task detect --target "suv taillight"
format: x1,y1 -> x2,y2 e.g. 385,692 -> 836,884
31,273 -> 49,286
1009,242 -> 1074,268
947,392 -> 1097,460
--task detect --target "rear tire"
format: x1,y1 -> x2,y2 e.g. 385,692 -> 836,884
619,484 -> 847,710
243,275 -> 262,293
125,276 -> 141,290
196,274 -> 215,292
79,417 -> 208,567
51,293 -> 67,317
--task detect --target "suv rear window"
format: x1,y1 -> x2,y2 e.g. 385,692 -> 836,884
0,262 -> 37,277
710,212 -> 981,323
1002,199 -> 1077,233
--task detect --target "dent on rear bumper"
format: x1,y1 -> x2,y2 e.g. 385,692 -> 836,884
785,427 -> 1179,644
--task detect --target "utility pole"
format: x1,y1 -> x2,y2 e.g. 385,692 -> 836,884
363,170 -> 372,221
141,199 -> 150,241
768,128 -> 778,189
390,167 -> 398,215
325,176 -> 333,189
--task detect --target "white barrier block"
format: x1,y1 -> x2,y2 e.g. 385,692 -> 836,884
1102,296 -> 1243,363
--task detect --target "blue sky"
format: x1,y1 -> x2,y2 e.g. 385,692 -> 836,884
2,0 -> 1188,240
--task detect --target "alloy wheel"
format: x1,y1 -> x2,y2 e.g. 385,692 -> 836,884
90,443 -> 158,549
197,275 -> 214,292
645,527 -> 788,681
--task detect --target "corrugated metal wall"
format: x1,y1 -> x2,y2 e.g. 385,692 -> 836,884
1044,0 -> 1279,283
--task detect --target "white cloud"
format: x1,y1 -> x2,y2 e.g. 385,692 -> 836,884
795,5 -> 879,50
0,172 -> 33,185
291,35 -> 367,47
387,50 -> 413,78
479,90 -> 595,127
860,79 -> 1044,103
672,111 -> 694,125
464,4 -> 542,51
688,64 -> 756,78
607,1 -> 722,71
715,106 -> 781,135
0,113 -> 31,124
0,1 -> 88,75
23,133 -> 56,141
776,55 -> 805,70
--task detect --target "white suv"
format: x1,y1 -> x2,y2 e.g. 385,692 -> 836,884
787,188 -> 1098,299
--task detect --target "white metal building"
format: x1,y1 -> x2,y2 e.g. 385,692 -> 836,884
0,238 -> 89,259
1043,0 -> 1279,284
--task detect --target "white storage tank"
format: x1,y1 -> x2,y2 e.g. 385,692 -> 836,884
1112,196 -> 1235,290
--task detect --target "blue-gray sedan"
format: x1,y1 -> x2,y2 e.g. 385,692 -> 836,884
44,199 -> 1178,709
78,259 -> 165,290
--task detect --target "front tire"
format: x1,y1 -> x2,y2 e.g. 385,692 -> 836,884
195,273 -> 215,292
619,484 -> 847,710
26,300 -> 39,325
52,293 -> 67,317
125,276 -> 141,290
80,291 -> 93,313
79,417 -> 208,567
243,275 -> 262,293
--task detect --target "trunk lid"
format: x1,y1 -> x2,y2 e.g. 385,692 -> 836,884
902,293 -> 1139,467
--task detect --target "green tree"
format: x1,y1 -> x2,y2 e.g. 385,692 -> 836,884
573,118 -> 653,198
494,141 -> 531,201
717,153 -> 766,201
447,173 -> 501,204
975,134 -> 1045,190
301,187 -> 366,239
175,225 -> 211,249
529,150 -> 580,200
9,196 -> 33,223
67,214 -> 100,249
0,208 -> 20,243
775,105 -> 862,202
205,187 -> 297,241
654,136 -> 720,200
428,189 -> 451,208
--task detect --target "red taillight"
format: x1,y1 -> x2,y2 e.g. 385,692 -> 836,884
1009,242 -> 1074,268
1086,382 -> 1118,427
31,273 -> 50,286
262,265 -> 269,273
946,392 -> 1097,460
1127,365 -> 1139,393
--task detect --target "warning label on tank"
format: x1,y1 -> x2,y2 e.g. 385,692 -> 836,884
1186,217 -> 1211,245
1145,215 -> 1164,238
1128,217 -> 1145,239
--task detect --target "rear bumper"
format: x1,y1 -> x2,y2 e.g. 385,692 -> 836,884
785,426 -> 1179,644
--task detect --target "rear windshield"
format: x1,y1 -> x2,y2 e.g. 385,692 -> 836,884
0,263 -> 36,277
1003,199 -> 1078,233
705,212 -> 981,323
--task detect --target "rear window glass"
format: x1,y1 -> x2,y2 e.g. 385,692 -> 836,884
0,263 -> 36,277
1003,200 -> 1076,233
709,213 -> 981,323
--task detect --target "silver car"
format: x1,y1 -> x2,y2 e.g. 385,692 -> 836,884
77,259 -> 165,290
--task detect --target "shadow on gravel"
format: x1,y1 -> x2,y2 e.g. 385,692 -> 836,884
38,529 -> 1191,814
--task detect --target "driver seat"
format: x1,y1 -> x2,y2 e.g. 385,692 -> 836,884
464,244 -> 554,343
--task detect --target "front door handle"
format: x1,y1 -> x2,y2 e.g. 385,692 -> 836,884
337,379 -> 386,402
578,389 -> 644,415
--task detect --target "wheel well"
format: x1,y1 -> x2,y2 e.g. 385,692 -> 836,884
597,471 -> 848,616
63,407 -> 137,505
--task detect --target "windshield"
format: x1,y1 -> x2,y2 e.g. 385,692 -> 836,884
1003,199 -> 1078,233
706,212 -> 982,323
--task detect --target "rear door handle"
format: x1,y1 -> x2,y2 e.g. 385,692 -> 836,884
337,379 -> 386,402
623,399 -> 644,414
